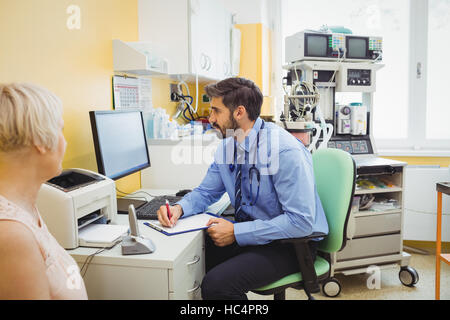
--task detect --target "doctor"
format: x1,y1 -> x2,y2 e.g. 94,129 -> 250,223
157,77 -> 328,300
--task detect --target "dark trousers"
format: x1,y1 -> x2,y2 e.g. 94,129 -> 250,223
201,234 -> 318,300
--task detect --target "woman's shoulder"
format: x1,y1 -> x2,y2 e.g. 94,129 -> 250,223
0,220 -> 51,299
0,219 -> 41,255
0,196 -> 44,258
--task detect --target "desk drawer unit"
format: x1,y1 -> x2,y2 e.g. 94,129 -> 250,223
78,263 -> 168,299
169,232 -> 205,299
353,213 -> 402,237
337,234 -> 401,261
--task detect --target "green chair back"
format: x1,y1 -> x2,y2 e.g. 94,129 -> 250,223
312,148 -> 355,253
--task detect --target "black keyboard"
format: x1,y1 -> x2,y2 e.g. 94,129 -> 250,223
135,195 -> 183,220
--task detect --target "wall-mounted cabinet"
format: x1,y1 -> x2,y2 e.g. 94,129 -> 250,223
112,40 -> 168,76
138,0 -> 233,82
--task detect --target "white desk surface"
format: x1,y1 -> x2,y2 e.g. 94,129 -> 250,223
68,189 -> 230,269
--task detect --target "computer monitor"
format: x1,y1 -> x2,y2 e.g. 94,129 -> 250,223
89,110 -> 151,180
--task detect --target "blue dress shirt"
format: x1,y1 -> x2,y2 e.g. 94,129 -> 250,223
177,117 -> 329,246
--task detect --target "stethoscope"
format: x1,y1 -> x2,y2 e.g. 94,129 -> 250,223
229,120 -> 265,206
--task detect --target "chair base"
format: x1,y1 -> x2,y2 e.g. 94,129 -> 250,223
270,288 -> 315,300
274,291 -> 285,300
251,271 -> 330,300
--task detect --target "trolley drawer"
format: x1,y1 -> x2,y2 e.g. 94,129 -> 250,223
354,213 -> 401,237
337,234 -> 401,261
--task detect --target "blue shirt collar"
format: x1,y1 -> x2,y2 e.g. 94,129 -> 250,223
236,117 -> 263,153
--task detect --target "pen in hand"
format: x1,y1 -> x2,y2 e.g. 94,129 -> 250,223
165,199 -> 172,225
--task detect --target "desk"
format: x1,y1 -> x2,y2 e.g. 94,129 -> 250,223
436,182 -> 450,300
68,189 -> 230,300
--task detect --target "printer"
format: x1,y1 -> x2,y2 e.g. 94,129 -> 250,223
36,168 -> 117,249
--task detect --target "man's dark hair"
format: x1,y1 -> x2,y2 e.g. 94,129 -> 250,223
204,77 -> 263,121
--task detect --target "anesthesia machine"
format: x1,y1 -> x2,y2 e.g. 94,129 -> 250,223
279,28 -> 419,297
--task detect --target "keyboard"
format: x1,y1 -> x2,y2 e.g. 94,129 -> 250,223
135,195 -> 183,220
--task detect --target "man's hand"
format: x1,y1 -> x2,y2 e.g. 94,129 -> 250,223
157,204 -> 183,227
206,218 -> 235,247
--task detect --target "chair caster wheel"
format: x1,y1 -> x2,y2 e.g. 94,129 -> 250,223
322,277 -> 341,298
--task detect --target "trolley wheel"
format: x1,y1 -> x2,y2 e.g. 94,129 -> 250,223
322,277 -> 342,298
399,266 -> 419,287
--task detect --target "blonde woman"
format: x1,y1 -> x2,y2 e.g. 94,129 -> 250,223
0,83 -> 87,299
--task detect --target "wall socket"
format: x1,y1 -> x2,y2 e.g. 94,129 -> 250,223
170,83 -> 182,102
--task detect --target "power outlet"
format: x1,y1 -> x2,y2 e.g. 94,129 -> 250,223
170,84 -> 182,102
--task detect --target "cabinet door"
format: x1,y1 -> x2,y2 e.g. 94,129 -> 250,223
189,0 -> 217,79
189,0 -> 205,77
204,0 -> 218,79
138,0 -> 190,75
224,13 -> 232,78
215,4 -> 232,80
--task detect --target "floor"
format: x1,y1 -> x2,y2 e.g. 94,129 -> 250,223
247,249 -> 450,300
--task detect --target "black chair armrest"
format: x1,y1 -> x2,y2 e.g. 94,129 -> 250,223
277,232 -> 327,245
273,232 -> 326,295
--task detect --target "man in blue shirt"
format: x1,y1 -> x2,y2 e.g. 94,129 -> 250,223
157,77 -> 328,300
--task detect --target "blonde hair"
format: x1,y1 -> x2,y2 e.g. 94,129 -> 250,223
0,83 -> 63,152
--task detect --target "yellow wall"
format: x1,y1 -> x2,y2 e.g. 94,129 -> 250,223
152,78 -> 210,119
0,0 -> 210,194
235,23 -> 274,117
0,0 -> 139,192
383,157 -> 450,167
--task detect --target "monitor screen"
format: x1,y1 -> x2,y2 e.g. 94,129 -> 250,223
89,110 -> 150,180
306,35 -> 328,57
347,38 -> 367,58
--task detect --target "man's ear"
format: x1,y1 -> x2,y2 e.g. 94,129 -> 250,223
234,105 -> 246,119
34,144 -> 47,155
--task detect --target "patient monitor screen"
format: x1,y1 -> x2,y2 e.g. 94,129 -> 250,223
347,38 -> 367,58
306,35 -> 328,57
90,110 -> 150,180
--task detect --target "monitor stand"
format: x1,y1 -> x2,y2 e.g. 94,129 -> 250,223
117,198 -> 147,214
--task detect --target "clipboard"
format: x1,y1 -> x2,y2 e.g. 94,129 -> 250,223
143,212 -> 234,236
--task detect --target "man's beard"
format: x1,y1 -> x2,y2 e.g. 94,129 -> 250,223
212,115 -> 239,139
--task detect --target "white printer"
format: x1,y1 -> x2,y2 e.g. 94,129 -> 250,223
36,168 -> 117,249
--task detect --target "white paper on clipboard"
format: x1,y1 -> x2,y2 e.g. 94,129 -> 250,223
142,213 -> 232,236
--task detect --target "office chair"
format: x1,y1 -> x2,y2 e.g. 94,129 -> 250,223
251,148 -> 356,300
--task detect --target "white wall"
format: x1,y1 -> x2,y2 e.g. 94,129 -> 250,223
403,166 -> 450,241
218,0 -> 269,26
